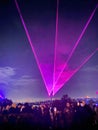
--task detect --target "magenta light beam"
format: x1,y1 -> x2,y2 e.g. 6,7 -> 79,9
65,48 -> 98,87
54,4 -> 98,87
53,0 -> 59,92
54,48 -> 98,95
74,48 -> 98,74
14,0 -> 50,95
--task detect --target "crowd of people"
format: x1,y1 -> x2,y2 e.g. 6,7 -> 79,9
0,95 -> 98,130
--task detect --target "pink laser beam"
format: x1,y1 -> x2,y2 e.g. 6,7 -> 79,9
53,48 -> 98,95
14,0 -> 51,95
54,4 -> 98,88
53,0 -> 59,92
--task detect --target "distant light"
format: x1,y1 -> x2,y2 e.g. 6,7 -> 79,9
96,91 -> 98,94
86,96 -> 90,98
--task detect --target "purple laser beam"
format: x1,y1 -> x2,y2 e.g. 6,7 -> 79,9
0,95 -> 4,99
14,0 -> 51,95
53,0 -> 59,92
54,4 -> 98,88
53,48 -> 98,95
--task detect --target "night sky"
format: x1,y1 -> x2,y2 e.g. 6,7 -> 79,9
0,0 -> 98,102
